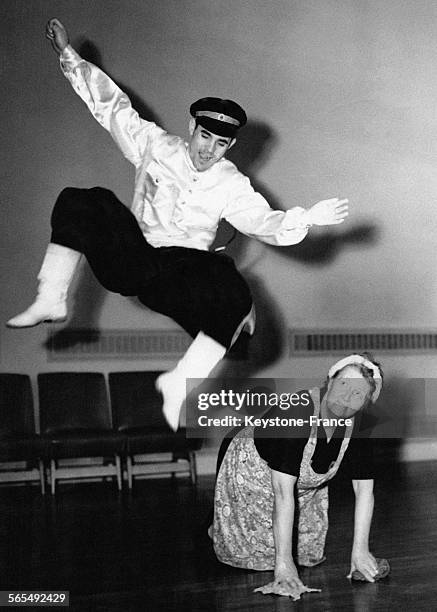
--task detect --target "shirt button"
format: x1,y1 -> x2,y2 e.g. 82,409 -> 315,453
193,176 -> 198,182
188,189 -> 192,194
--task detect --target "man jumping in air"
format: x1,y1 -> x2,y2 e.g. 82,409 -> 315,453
7,19 -> 349,431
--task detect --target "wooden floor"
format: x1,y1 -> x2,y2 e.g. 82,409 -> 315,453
0,460 -> 436,611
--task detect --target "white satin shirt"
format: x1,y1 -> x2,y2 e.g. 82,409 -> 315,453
60,46 -> 311,251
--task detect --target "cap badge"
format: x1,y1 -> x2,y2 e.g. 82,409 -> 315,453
196,110 -> 240,126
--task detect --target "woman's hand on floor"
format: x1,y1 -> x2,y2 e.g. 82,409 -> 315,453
348,549 -> 378,582
254,565 -> 321,600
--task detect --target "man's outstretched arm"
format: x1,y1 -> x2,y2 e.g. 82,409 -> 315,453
45,18 -> 163,167
222,173 -> 349,246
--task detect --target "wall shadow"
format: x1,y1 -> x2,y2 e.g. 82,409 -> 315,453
272,223 -> 379,265
214,120 -> 281,260
224,271 -> 286,375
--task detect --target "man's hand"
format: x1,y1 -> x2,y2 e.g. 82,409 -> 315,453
307,198 -> 349,226
347,549 -> 378,583
254,565 -> 321,600
45,18 -> 69,55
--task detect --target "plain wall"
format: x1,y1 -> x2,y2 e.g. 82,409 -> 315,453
2,1 -> 437,458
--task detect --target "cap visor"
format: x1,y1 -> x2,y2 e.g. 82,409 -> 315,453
196,117 -> 238,138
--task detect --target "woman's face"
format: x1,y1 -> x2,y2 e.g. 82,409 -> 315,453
325,365 -> 371,419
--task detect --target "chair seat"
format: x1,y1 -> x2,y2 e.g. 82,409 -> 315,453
45,430 -> 124,459
44,428 -> 122,440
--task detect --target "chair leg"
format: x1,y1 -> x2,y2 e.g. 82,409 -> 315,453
188,451 -> 197,485
115,455 -> 122,491
38,459 -> 46,495
171,453 -> 178,481
50,459 -> 56,495
127,455 -> 133,490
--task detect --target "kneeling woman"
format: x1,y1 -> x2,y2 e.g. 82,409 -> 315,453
211,354 -> 385,599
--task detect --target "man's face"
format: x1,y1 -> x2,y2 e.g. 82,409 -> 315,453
188,120 -> 235,171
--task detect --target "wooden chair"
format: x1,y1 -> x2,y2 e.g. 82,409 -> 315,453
38,372 -> 123,494
108,371 -> 202,488
0,374 -> 45,493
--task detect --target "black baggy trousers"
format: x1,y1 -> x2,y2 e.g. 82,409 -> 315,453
50,187 -> 253,348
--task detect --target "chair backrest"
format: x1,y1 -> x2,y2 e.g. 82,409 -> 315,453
0,374 -> 35,436
38,372 -> 111,434
108,371 -> 165,430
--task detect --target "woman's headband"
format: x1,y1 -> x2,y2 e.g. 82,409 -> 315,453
328,354 -> 383,402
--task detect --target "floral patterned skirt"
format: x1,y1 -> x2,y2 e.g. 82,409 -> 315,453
212,427 -> 329,570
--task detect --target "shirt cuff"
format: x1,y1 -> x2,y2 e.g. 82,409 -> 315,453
283,207 -> 313,230
59,45 -> 83,72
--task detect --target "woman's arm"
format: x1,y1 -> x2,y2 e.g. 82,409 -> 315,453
349,479 -> 379,582
271,469 -> 298,576
254,469 -> 320,599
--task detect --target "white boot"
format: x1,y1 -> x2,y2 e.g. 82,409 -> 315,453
6,243 -> 81,328
156,332 -> 227,431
